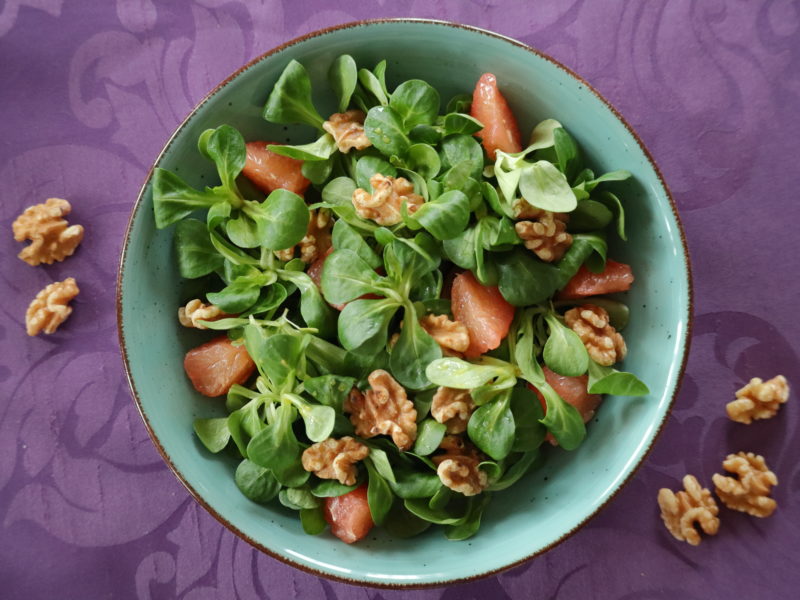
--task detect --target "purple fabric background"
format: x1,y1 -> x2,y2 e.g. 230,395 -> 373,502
2,1 -> 799,598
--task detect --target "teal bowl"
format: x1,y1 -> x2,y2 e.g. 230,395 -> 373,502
118,19 -> 691,587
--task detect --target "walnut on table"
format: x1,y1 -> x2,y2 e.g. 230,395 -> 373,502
274,208 -> 332,263
431,387 -> 475,434
657,474 -> 720,546
322,110 -> 372,153
432,435 -> 488,497
352,173 -> 424,226
727,375 -> 789,424
178,299 -> 225,329
512,199 -> 572,263
301,436 -> 370,486
344,369 -> 417,451
564,304 -> 627,366
420,314 -> 470,357
712,452 -> 778,518
12,198 -> 84,266
25,277 -> 80,336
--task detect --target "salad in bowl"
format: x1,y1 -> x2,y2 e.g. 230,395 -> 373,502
151,54 -> 649,545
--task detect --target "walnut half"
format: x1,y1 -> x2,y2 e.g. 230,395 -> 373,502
657,474 -> 720,546
274,208 -> 332,264
727,375 -> 789,424
432,435 -> 488,496
344,370 -> 417,451
12,198 -> 84,266
564,304 -> 627,366
301,437 -> 369,485
25,277 -> 80,336
431,387 -> 475,434
514,209 -> 572,263
712,452 -> 778,518
352,174 -> 424,226
178,299 -> 224,329
420,314 -> 470,357
322,110 -> 372,153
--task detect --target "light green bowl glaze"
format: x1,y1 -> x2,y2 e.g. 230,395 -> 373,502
118,19 -> 691,587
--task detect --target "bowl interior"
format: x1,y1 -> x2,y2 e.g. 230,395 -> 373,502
118,20 -> 690,586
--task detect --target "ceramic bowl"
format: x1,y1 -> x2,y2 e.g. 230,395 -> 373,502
118,19 -> 691,587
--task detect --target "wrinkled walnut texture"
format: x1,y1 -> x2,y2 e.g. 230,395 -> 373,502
420,314 -> 470,356
301,437 -> 369,486
514,204 -> 572,262
12,198 -> 84,266
727,375 -> 789,424
431,387 -> 475,434
433,435 -> 488,496
274,209 -> 332,263
565,304 -> 627,366
511,198 -> 554,219
712,452 -> 778,518
178,299 -> 224,329
657,474 -> 720,546
352,174 -> 424,226
25,277 -> 80,336
344,370 -> 417,451
322,110 -> 372,153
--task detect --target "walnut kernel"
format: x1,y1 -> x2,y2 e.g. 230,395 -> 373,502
657,475 -> 720,546
322,110 -> 372,153
274,208 -> 332,264
433,435 -> 488,496
352,174 -> 424,226
178,299 -> 224,329
344,370 -> 417,451
564,304 -> 627,366
712,452 -> 778,518
510,198 -> 549,220
431,387 -> 475,434
420,314 -> 470,356
25,277 -> 80,336
514,208 -> 572,263
301,437 -> 369,485
12,198 -> 84,266
727,375 -> 789,424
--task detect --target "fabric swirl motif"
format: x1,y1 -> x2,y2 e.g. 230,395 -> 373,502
0,0 -> 63,38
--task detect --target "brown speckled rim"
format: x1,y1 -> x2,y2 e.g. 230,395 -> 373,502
116,18 -> 693,589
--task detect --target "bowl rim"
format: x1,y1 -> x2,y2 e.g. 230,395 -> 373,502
116,17 -> 693,589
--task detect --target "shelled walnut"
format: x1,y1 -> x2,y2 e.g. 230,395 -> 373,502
432,435 -> 488,496
511,198 -> 545,219
12,198 -> 84,266
420,314 -> 470,357
274,208 -> 332,263
351,174 -> 423,226
712,452 -> 778,518
564,304 -> 627,366
727,375 -> 789,424
344,370 -> 417,451
25,277 -> 80,336
431,387 -> 475,434
178,299 -> 224,329
322,110 -> 372,153
512,200 -> 572,262
657,475 -> 720,546
301,437 -> 369,486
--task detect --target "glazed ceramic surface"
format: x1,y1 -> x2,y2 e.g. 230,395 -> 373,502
118,20 -> 690,587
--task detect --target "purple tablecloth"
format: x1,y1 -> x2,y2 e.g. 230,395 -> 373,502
2,1 -> 799,598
